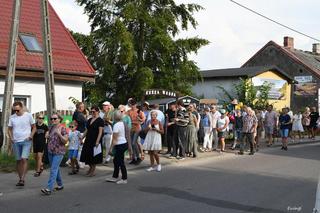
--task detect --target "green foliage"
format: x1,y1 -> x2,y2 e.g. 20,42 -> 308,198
255,81 -> 273,110
73,0 -> 208,105
234,78 -> 272,109
235,78 -> 256,107
216,85 -> 233,105
0,152 -> 35,172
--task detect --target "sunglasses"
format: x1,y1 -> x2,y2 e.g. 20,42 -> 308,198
69,126 -> 74,128
90,111 -> 96,113
38,117 -> 44,119
50,117 -> 58,120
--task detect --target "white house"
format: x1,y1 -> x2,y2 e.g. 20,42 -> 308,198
0,0 -> 95,114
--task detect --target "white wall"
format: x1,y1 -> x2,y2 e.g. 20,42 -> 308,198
193,78 -> 240,100
0,78 -> 82,113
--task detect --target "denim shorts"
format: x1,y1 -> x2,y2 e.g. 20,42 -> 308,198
13,140 -> 32,160
280,129 -> 289,138
68,149 -> 79,159
265,126 -> 274,135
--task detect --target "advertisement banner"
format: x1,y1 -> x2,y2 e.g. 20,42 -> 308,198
252,77 -> 287,100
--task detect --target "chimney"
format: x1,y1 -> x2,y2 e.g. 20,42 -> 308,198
312,43 -> 320,54
283,36 -> 294,49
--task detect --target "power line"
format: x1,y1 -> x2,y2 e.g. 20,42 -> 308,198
230,0 -> 320,42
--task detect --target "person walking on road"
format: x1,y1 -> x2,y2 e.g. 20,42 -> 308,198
172,100 -> 189,160
200,107 -> 213,152
210,105 -> 221,151
238,107 -> 257,155
309,107 -> 319,140
264,105 -> 278,147
81,106 -> 104,177
33,114 -> 48,177
143,111 -> 164,172
292,111 -> 304,141
41,113 -> 68,195
8,101 -> 36,187
279,108 -> 291,151
216,109 -> 229,152
106,110 -> 132,184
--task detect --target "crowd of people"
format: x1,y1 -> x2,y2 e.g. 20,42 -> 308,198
5,99 -> 320,196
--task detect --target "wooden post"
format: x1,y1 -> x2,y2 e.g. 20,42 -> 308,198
1,0 -> 22,152
41,0 -> 56,118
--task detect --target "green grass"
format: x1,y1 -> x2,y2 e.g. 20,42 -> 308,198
0,152 -> 36,173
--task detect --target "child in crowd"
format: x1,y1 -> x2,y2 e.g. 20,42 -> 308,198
68,122 -> 82,175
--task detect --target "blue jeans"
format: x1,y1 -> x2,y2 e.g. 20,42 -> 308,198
47,152 -> 64,191
130,132 -> 140,160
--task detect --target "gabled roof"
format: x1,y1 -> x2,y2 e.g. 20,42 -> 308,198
200,65 -> 293,81
0,0 -> 95,77
242,40 -> 320,78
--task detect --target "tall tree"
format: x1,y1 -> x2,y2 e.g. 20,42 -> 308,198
76,0 -> 209,105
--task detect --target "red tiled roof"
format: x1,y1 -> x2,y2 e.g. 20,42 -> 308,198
0,0 -> 95,77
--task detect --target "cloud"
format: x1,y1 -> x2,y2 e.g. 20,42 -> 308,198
49,0 -> 320,70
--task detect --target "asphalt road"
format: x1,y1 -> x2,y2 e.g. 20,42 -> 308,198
1,143 -> 320,213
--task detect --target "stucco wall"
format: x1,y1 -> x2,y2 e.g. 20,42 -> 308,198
193,78 -> 239,101
0,78 -> 82,113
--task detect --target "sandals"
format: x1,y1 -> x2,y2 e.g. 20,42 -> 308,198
34,171 -> 42,177
41,188 -> 51,195
16,180 -> 24,186
68,170 -> 77,175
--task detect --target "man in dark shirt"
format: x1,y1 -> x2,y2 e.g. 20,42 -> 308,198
172,100 -> 188,160
166,103 -> 176,156
309,107 -> 319,139
279,108 -> 291,150
72,102 -> 87,133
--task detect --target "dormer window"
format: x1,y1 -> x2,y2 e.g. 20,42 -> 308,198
19,34 -> 42,52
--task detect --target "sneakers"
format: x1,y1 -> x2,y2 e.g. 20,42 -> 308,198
106,177 -> 118,182
146,167 -> 156,172
177,157 -> 185,160
156,164 -> 161,172
41,188 -> 51,195
168,155 -> 176,159
116,179 -> 128,184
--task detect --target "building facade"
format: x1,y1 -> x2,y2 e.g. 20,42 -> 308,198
0,0 -> 95,114
242,37 -> 320,112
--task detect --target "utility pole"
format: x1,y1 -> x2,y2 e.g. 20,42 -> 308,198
41,0 -> 56,117
1,0 -> 22,152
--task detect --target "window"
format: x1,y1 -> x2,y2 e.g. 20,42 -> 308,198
19,34 -> 42,52
0,95 -> 31,112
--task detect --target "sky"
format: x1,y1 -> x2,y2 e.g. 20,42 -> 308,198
49,0 -> 320,70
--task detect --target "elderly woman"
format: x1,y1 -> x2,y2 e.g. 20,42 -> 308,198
106,110 -> 132,184
143,111 -> 164,172
80,106 -> 104,177
186,104 -> 198,157
41,113 -> 68,195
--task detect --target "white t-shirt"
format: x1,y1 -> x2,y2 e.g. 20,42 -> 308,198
112,122 -> 127,145
211,111 -> 221,129
217,116 -> 229,132
8,112 -> 35,143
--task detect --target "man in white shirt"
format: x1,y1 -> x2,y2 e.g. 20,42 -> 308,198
210,105 -> 221,150
8,102 -> 36,187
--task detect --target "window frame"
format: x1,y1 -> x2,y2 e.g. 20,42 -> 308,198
19,33 -> 42,53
